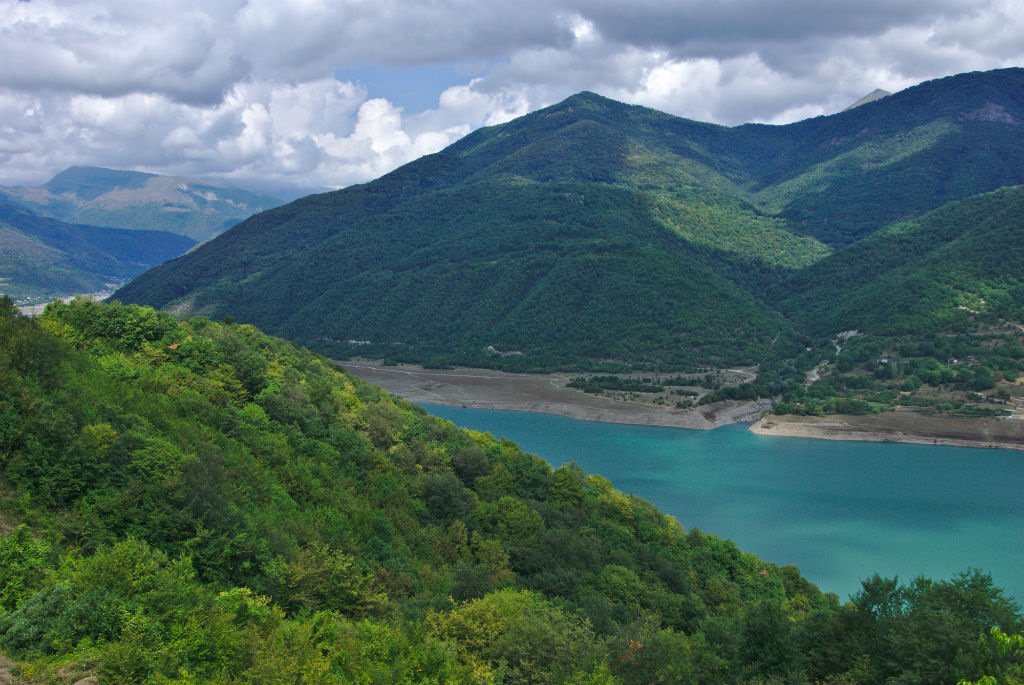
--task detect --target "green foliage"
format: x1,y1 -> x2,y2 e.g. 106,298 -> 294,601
846,570 -> 1022,685
0,299 -> 1019,684
0,525 -> 52,612
118,178 -> 799,371
959,627 -> 1024,685
770,330 -> 1024,418
776,185 -> 1024,337
426,588 -> 606,685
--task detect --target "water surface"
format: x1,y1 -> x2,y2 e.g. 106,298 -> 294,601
421,403 -> 1024,603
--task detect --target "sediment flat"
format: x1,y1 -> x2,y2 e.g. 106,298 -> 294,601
750,412 -> 1024,451
342,361 -> 1024,450
342,362 -> 768,429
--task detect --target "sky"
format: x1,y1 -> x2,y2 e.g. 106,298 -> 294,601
1,0 -> 1022,198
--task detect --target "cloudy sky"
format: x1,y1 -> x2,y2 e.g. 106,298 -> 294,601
1,0 -> 1022,197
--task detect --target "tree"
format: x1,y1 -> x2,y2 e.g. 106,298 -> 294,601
959,627 -> 1024,685
427,589 -> 605,685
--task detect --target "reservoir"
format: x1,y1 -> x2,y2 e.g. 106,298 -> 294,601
420,403 -> 1024,604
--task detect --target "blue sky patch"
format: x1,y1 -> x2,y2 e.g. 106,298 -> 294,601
336,64 -> 483,113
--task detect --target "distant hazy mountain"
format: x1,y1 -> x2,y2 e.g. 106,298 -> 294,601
842,88 -> 893,111
0,196 -> 195,301
115,68 -> 1024,370
0,167 -> 284,242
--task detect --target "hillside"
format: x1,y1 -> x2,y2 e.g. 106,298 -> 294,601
113,68 -> 1024,371
0,167 -> 284,242
0,197 -> 195,302
0,298 -> 1019,684
774,184 -> 1024,336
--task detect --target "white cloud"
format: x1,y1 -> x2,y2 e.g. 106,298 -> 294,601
0,0 -> 1020,192
0,1 -> 246,104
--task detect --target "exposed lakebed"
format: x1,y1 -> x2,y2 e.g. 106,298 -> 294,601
421,403 -> 1024,604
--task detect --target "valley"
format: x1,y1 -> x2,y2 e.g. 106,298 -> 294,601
0,166 -> 283,242
0,167 -> 287,307
3,67 -> 1024,684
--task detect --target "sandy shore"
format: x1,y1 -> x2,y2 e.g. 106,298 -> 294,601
750,412 -> 1024,451
342,362 -> 770,429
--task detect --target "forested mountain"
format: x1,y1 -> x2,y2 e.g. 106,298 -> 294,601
0,167 -> 283,242
0,298 -> 1020,684
774,184 -> 1024,336
113,67 -> 1024,371
0,197 -> 195,301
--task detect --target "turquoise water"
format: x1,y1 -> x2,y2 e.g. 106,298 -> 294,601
420,404 -> 1024,604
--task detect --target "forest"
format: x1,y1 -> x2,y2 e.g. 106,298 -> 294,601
1,298 -> 1022,684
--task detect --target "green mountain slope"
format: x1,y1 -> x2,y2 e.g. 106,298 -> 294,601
743,68 -> 1024,245
112,95 -> 823,370
774,185 -> 1024,336
0,166 -> 284,241
0,298 -> 1018,684
123,179 -> 801,370
0,197 -> 195,301
114,67 -> 1024,370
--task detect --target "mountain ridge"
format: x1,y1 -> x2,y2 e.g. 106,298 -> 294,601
0,197 -> 195,301
0,166 -> 285,241
114,67 -> 1024,371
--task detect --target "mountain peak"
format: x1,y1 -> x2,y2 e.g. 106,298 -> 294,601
842,88 -> 893,112
45,166 -> 156,198
563,90 -> 607,103
540,90 -> 620,115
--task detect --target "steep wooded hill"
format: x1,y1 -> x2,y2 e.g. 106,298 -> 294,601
0,299 -> 1018,684
774,185 -> 1024,335
0,197 -> 195,301
114,68 -> 1024,370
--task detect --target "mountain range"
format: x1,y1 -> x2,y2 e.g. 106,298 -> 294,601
0,166 -> 284,242
113,67 -> 1024,371
0,196 -> 195,302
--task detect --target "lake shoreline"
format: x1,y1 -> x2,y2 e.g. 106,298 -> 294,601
341,361 -> 769,430
343,360 -> 1024,451
749,412 -> 1024,451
